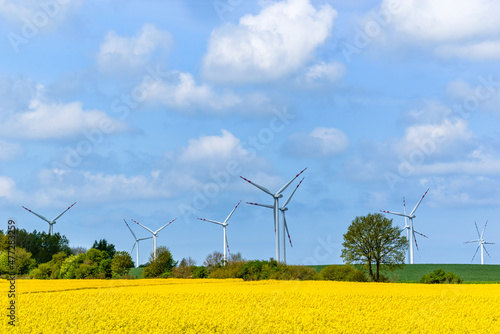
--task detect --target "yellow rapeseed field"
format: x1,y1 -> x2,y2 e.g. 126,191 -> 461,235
1,278 -> 499,333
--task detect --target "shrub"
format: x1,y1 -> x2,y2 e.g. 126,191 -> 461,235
142,247 -> 177,278
420,269 -> 462,284
192,266 -> 208,278
320,265 -> 367,282
209,261 -> 246,279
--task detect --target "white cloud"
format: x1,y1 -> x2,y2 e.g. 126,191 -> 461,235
0,85 -> 128,140
179,129 -> 251,164
143,71 -> 244,112
0,176 -> 16,199
437,41 -> 500,61
446,78 -> 500,114
296,61 -> 346,85
202,0 -> 336,83
98,24 -> 172,72
378,0 -> 500,60
283,127 -> 349,158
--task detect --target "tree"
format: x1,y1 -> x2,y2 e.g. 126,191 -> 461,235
172,257 -> 197,278
142,246 -> 177,278
10,229 -> 71,264
341,213 -> 407,282
203,251 -> 224,272
111,251 -> 134,277
92,239 -> 116,259
70,246 -> 87,255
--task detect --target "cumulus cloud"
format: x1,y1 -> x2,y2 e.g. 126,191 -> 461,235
283,127 -> 349,158
98,23 -> 172,72
446,78 -> 500,115
179,129 -> 251,164
377,0 -> 500,60
0,85 -> 128,140
142,71 -> 245,113
296,61 -> 346,85
202,0 -> 336,83
0,176 -> 16,199
27,129 -> 271,205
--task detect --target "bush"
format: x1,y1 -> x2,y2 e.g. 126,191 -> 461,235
273,265 -> 320,280
209,261 -> 246,279
420,269 -> 462,284
29,263 -> 51,279
320,265 -> 367,282
142,247 -> 177,278
192,266 -> 208,278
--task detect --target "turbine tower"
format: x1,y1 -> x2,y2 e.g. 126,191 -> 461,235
381,189 -> 429,264
241,167 -> 307,262
22,202 -> 76,235
132,218 -> 176,261
464,221 -> 495,265
247,177 -> 304,264
124,219 -> 152,268
197,200 -> 241,263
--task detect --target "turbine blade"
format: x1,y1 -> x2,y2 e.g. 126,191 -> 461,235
223,200 -> 241,224
413,231 -> 419,251
403,197 -> 408,229
484,245 -> 491,258
138,236 -> 152,241
131,219 -> 154,234
52,202 -> 76,221
282,177 -> 304,208
246,202 -> 273,209
380,210 -> 408,218
124,219 -> 137,239
283,212 -> 293,248
22,206 -> 50,223
414,230 -> 428,238
481,221 -> 488,239
156,218 -> 177,233
472,245 -> 480,263
226,233 -> 230,255
276,167 -> 307,195
464,239 -> 480,244
131,242 -> 136,254
475,221 -> 481,238
240,176 -> 274,196
198,218 -> 223,226
410,188 -> 429,215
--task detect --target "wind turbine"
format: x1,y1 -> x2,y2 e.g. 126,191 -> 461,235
464,221 -> 495,265
241,167 -> 307,262
22,202 -> 76,235
197,200 -> 241,263
247,177 -> 304,264
124,219 -> 152,268
381,189 -> 429,264
132,218 -> 176,261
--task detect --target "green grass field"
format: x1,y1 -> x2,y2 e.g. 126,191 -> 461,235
310,264 -> 500,283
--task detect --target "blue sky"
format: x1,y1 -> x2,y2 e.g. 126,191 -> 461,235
1,0 -> 499,266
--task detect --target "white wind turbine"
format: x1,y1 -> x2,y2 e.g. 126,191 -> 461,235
132,218 -> 176,261
197,200 -> 241,263
22,202 -> 76,235
247,177 -> 304,264
124,219 -> 152,268
381,189 -> 429,264
464,221 -> 495,265
241,167 -> 307,262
